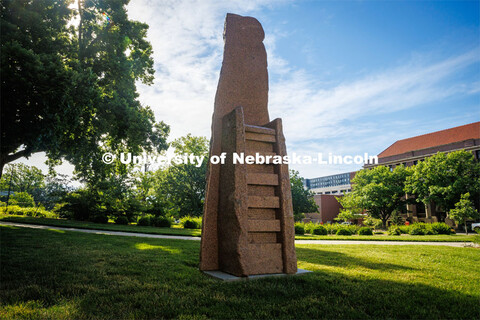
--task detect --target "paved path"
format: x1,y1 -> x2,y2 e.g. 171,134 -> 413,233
1,222 -> 475,247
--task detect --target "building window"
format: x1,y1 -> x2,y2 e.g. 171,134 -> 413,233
413,160 -> 418,165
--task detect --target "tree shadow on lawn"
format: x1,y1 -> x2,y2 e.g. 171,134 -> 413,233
1,227 -> 479,319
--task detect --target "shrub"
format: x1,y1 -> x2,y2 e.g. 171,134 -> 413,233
181,216 -> 202,229
90,213 -> 108,224
409,224 -> 425,235
388,225 -> 401,236
313,225 -> 328,235
10,192 -> 35,208
294,223 -> 305,235
115,216 -> 129,225
152,216 -> 172,228
398,225 -> 410,234
430,222 -> 452,235
336,228 -> 352,236
304,222 -> 316,234
358,227 -> 373,235
137,216 -> 151,226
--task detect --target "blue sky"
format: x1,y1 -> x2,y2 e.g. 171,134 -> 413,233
20,0 -> 480,180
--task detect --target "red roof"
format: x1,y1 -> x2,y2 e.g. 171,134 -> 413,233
378,122 -> 480,158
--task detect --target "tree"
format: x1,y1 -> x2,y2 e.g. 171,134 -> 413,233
405,150 -> 480,214
449,193 -> 480,235
348,165 -> 410,229
290,170 -> 318,221
0,164 -> 45,200
335,193 -> 364,223
155,135 -> 209,218
1,0 -> 169,180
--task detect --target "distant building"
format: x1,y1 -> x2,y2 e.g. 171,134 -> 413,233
304,171 -> 356,195
364,121 -> 480,224
364,121 -> 480,169
303,122 -> 480,225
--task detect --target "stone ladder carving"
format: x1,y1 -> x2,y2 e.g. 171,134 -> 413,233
217,107 -> 297,276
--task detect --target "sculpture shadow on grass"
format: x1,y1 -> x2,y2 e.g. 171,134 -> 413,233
1,226 -> 479,319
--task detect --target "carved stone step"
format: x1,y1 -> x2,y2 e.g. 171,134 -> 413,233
248,196 -> 280,208
247,173 -> 279,186
248,219 -> 281,232
245,131 -> 276,143
245,124 -> 276,135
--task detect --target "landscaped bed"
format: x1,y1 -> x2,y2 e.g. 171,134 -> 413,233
1,215 -> 478,242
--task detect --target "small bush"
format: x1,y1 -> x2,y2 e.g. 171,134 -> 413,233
181,216 -> 202,229
336,228 -> 352,236
90,213 -> 108,224
152,216 -> 172,228
430,222 -> 452,235
115,216 -> 129,225
409,224 -> 425,235
294,223 -> 305,235
304,222 -> 316,234
358,227 -> 373,235
388,225 -> 401,236
313,225 -> 328,235
137,216 -> 151,226
398,225 -> 411,234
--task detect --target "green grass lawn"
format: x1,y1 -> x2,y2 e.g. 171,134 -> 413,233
1,225 -> 479,319
0,215 -> 202,237
1,215 -> 477,242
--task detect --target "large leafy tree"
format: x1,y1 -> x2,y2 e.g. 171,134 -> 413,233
346,165 -> 411,229
1,0 -> 169,180
290,170 -> 318,221
154,134 -> 209,218
405,150 -> 480,214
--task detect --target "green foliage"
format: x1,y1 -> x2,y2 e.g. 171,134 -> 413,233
0,164 -> 44,198
398,225 -> 411,234
1,205 -> 57,218
390,211 -> 404,226
290,170 -> 318,221
115,216 -> 129,225
324,223 -> 359,235
431,223 -> 453,235
363,216 -> 383,230
151,216 -> 172,228
336,228 -> 352,236
294,223 -> 305,235
137,216 -> 151,227
388,225 -> 402,236
347,165 -> 411,229
313,225 -> 328,235
180,216 -> 202,229
10,192 -> 35,208
449,193 -> 480,235
405,151 -> 480,214
154,135 -> 209,218
0,0 -> 170,181
409,224 -> 426,235
336,193 -> 364,222
358,227 -> 373,235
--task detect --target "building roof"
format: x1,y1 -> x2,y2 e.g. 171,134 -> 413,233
378,121 -> 480,158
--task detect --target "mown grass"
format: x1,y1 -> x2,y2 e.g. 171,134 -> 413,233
1,215 -> 476,242
0,215 -> 201,237
1,225 -> 479,319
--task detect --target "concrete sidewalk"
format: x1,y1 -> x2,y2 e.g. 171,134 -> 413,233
1,221 -> 475,247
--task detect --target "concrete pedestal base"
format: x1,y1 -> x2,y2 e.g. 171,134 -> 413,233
202,269 -> 312,281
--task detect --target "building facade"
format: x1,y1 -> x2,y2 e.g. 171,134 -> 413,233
304,171 -> 356,195
364,121 -> 480,224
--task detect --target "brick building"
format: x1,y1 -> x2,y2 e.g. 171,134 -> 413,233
364,121 -> 480,224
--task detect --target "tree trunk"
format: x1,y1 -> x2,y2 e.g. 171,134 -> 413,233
465,222 -> 468,235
